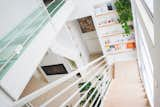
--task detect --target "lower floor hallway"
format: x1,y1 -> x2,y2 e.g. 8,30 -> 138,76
104,60 -> 150,107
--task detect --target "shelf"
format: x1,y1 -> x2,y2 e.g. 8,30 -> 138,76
101,32 -> 125,37
98,22 -> 120,28
106,49 -> 135,55
95,10 -> 117,17
105,40 -> 135,46
101,31 -> 135,37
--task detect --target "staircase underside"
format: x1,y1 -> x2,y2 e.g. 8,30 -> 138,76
104,60 -> 150,107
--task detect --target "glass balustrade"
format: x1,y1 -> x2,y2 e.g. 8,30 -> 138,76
0,0 -> 65,79
46,0 -> 65,17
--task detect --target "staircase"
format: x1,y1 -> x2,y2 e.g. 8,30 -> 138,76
103,60 -> 150,107
6,56 -> 151,107
13,56 -> 114,107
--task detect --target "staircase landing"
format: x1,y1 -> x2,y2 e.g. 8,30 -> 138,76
104,60 -> 150,107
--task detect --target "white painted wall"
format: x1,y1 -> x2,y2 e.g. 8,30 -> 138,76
81,31 -> 102,54
69,0 -> 109,20
153,1 -> 160,107
51,21 -> 91,67
55,26 -> 76,53
66,21 -> 90,67
0,0 -> 40,38
0,90 -> 13,107
51,0 -> 74,33
41,50 -> 72,74
131,0 -> 156,106
50,25 -> 80,66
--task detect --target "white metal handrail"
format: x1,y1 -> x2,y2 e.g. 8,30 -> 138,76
39,60 -> 106,107
41,65 -> 107,107
57,65 -> 108,107
73,67 -> 111,107
13,56 -> 112,107
81,68 -> 112,107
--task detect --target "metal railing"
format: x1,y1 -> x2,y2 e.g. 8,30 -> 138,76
0,0 -> 66,79
13,56 -> 114,107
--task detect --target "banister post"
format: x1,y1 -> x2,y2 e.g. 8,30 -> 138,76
112,64 -> 115,79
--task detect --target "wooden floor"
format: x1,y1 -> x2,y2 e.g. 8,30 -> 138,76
104,60 -> 150,107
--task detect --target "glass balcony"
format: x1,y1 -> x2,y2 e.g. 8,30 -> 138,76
0,6 -> 49,79
0,0 -> 65,79
45,0 -> 65,17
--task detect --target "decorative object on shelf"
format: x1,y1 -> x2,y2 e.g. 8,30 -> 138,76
94,2 -> 115,16
97,14 -> 119,27
107,3 -> 113,10
78,16 -> 96,33
127,42 -> 136,49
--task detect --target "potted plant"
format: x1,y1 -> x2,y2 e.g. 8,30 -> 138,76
78,75 -> 104,106
115,0 -> 133,35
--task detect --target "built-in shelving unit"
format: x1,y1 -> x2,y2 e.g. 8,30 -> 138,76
93,1 -> 136,61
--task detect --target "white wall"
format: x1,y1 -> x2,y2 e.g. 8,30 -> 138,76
0,0 -> 40,38
131,0 -> 155,106
50,22 -> 90,68
154,1 -> 160,107
69,0 -> 107,20
81,31 -> 102,54
66,21 -> 90,67
0,90 -> 13,107
55,26 -> 76,53
50,26 -> 80,66
41,50 -> 72,74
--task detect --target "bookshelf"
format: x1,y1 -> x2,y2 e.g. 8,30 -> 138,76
93,1 -> 136,61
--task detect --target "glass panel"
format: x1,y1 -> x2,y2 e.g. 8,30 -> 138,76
44,0 -> 65,17
0,0 -> 67,79
0,4 -> 49,79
